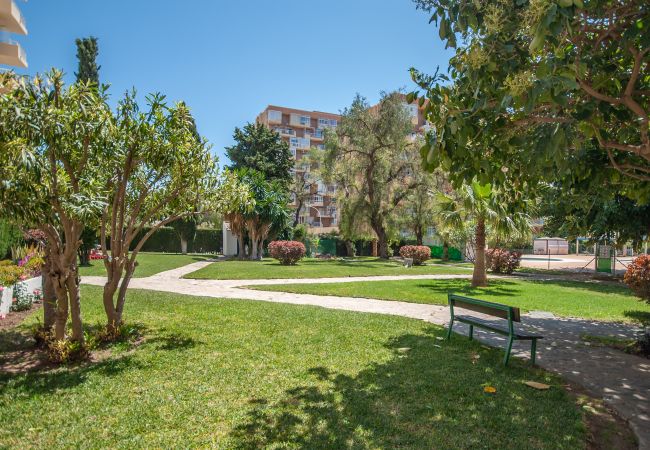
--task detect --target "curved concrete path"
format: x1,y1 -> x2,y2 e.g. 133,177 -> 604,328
83,261 -> 650,449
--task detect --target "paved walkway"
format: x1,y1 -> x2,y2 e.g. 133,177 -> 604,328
83,261 -> 650,448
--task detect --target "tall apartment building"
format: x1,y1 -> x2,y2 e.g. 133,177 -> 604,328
256,105 -> 341,233
256,98 -> 428,234
0,0 -> 28,70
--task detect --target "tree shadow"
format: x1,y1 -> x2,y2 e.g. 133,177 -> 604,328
229,328 -> 582,449
146,331 -> 202,351
623,310 -> 650,326
414,279 -> 519,297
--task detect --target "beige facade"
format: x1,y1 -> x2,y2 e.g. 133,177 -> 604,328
256,98 -> 428,234
257,105 -> 341,233
0,0 -> 27,69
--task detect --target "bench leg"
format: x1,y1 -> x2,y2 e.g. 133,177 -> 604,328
468,324 -> 474,341
446,319 -> 454,340
503,336 -> 514,366
530,338 -> 537,366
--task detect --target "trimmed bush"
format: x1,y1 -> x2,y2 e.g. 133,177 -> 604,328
624,255 -> 650,303
268,241 -> 306,265
399,245 -> 431,265
116,227 -> 223,253
486,248 -> 522,274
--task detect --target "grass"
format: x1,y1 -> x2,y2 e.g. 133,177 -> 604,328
185,257 -> 471,280
248,278 -> 650,323
78,252 -> 211,278
0,286 -> 585,448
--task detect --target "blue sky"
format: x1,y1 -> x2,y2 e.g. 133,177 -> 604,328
16,0 -> 450,163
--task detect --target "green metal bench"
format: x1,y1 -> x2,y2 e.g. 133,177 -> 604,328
446,293 -> 543,365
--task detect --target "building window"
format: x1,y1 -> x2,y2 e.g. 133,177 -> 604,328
300,115 -> 311,126
268,110 -> 282,123
405,104 -> 418,118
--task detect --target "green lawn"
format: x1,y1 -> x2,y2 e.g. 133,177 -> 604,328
78,252 -> 211,278
249,278 -> 650,323
0,286 -> 585,448
185,257 -> 471,280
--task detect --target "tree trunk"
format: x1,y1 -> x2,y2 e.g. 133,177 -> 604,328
180,236 -> 188,254
78,248 -> 91,266
442,241 -> 449,261
472,218 -> 488,287
66,271 -> 84,343
236,235 -> 245,259
42,253 -> 56,330
415,226 -> 423,246
250,237 -> 258,260
293,200 -> 303,227
52,272 -> 69,341
344,240 -> 356,257
257,240 -> 264,260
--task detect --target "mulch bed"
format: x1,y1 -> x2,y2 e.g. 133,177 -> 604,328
0,302 -> 42,331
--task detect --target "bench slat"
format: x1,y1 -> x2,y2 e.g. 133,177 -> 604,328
449,294 -> 521,322
455,315 -> 542,339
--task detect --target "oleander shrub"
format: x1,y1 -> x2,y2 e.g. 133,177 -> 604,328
624,255 -> 650,303
486,248 -> 522,274
399,245 -> 431,265
10,281 -> 34,312
268,240 -> 306,265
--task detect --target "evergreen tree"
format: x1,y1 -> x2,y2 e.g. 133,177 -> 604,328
75,36 -> 100,84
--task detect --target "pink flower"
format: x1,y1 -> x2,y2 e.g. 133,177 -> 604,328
0,313 -> 5,320
19,274 -> 27,281
12,298 -> 17,303
0,286 -> 4,292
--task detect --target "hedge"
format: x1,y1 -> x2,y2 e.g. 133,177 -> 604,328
116,227 -> 222,253
429,245 -> 463,261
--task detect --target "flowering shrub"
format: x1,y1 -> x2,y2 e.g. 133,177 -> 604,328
268,241 -> 306,265
10,281 -> 35,312
624,255 -> 650,303
399,245 -> 431,265
486,248 -> 522,274
0,264 -> 24,287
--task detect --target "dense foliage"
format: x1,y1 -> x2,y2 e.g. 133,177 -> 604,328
624,255 -> 650,303
268,240 -> 307,265
399,245 -> 432,265
486,248 -> 522,274
411,0 -> 650,190
226,123 -> 294,188
324,92 -> 424,258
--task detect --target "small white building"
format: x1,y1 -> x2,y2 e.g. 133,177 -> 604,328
533,237 -> 569,255
222,222 -> 238,256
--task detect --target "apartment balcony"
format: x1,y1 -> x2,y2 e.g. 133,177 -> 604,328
0,40 -> 27,68
274,127 -> 295,136
0,0 -> 27,35
305,129 -> 324,141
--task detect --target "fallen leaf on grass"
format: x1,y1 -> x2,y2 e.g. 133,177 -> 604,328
525,381 -> 550,390
484,386 -> 497,394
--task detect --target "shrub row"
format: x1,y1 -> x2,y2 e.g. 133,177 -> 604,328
114,227 -> 222,253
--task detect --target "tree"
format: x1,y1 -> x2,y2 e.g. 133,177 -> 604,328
75,36 -> 100,84
324,92 -> 423,258
99,92 -> 246,333
438,181 -> 533,287
398,169 -> 449,245
410,0 -> 650,188
0,70 -> 112,343
240,170 -> 290,260
75,36 -> 102,266
170,217 -> 198,254
226,123 -> 294,188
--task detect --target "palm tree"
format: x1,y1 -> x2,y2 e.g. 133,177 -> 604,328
438,181 -> 532,287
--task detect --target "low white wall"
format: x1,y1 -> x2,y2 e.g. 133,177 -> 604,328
0,275 -> 42,316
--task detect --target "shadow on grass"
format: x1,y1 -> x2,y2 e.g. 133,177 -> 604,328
0,326 -> 199,396
229,328 -> 581,449
414,279 -> 520,298
624,310 -> 650,326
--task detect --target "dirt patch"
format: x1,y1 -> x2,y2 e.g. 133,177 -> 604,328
564,383 -> 637,450
0,302 -> 41,331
